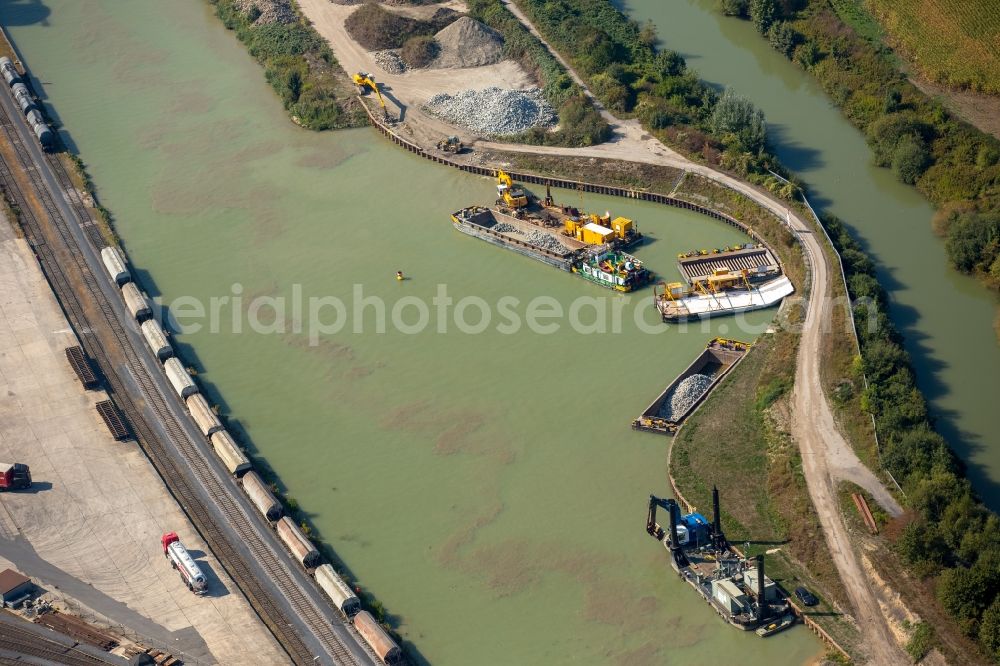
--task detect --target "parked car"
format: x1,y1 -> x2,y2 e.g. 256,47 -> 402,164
795,586 -> 818,606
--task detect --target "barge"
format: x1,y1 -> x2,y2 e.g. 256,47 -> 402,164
451,205 -> 653,292
646,489 -> 792,633
655,244 -> 793,322
632,338 -> 750,435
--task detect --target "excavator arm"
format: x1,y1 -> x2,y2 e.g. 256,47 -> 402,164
646,494 -> 673,539
352,72 -> 388,119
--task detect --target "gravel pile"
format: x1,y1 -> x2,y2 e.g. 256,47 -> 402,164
431,17 -> 504,68
233,0 -> 294,25
493,223 -> 520,234
374,50 -> 407,74
525,230 -> 570,255
658,374 -> 714,421
424,87 -> 555,136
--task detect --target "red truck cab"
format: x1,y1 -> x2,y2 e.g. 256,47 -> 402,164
0,463 -> 31,491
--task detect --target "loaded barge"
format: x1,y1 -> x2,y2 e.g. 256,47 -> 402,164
450,173 -> 653,292
451,205 -> 652,292
655,245 -> 794,321
646,489 -> 793,634
632,338 -> 750,435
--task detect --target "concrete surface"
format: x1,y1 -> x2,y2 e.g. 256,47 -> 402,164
0,215 -> 289,665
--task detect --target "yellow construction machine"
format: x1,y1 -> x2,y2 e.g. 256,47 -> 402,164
437,136 -> 464,154
352,72 -> 388,120
496,170 -> 529,209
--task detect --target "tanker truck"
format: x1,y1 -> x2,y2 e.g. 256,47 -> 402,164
161,532 -> 207,594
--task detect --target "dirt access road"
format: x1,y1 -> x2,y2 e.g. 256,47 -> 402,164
297,0 -> 532,147
304,0 -> 906,661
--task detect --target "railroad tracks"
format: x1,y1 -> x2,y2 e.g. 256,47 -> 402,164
0,621 -> 119,666
0,82 -> 366,665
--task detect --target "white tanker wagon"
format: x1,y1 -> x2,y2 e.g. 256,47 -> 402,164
161,532 -> 208,595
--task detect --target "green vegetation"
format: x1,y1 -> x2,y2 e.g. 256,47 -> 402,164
508,0 -> 807,195
823,209 -> 1000,660
465,0 -> 610,146
865,0 -> 1000,94
905,621 -> 934,662
211,1 -> 365,131
400,35 -> 439,68
723,0 -> 1000,295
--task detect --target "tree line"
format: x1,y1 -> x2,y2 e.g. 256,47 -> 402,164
725,0 -> 1000,300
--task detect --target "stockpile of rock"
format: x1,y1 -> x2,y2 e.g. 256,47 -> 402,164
525,230 -> 570,254
233,0 -> 294,25
657,374 -> 714,421
424,87 -> 555,136
374,50 -> 407,74
431,17 -> 504,68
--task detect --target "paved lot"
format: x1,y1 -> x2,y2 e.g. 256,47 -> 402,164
0,216 -> 288,665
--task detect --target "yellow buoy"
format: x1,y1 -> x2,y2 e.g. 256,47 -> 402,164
396,271 -> 404,281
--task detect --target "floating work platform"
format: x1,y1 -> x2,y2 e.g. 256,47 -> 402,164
647,493 -> 791,633
678,245 -> 780,284
632,338 -> 750,435
655,275 -> 794,322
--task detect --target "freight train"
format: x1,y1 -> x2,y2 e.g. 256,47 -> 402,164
0,56 -> 53,150
101,246 -> 398,662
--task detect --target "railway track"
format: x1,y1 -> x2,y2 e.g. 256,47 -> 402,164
0,82 -> 366,666
0,622 -> 119,666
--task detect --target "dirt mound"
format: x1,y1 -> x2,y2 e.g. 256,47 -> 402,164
431,17 -> 503,68
345,2 -> 457,51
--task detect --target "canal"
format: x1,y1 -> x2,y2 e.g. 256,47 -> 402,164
1,0 -> 821,664
618,0 -> 1000,507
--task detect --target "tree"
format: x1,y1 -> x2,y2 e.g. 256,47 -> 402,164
639,19 -> 657,48
979,595 -> 1000,658
767,21 -> 797,58
749,0 -> 778,34
883,90 -> 902,113
720,0 -> 748,17
710,88 -> 767,154
946,213 -> 1000,273
891,136 -> 931,184
794,40 -> 820,68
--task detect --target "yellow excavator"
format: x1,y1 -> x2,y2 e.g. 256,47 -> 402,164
352,72 -> 388,121
496,170 -> 529,209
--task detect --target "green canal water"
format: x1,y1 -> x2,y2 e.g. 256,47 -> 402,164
2,1 -> 823,663
618,0 -> 1000,506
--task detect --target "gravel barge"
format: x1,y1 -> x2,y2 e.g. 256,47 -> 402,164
632,338 -> 750,435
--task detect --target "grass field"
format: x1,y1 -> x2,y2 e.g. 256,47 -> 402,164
865,0 -> 1000,93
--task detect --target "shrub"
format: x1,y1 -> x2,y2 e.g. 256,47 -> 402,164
400,35 -> 439,68
711,88 -> 767,153
891,136 -> 931,184
768,21 -> 798,57
721,0 -> 749,17
750,0 -> 778,34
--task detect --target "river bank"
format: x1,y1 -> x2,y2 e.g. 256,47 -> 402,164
1,2 -> 831,663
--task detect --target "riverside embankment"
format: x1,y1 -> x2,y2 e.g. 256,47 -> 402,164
0,1 -> 830,664
619,0 -> 1000,509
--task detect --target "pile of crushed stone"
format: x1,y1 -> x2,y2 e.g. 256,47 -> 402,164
657,374 -> 715,421
424,87 -> 555,136
232,0 -> 295,25
374,50 -> 407,74
430,17 -> 504,68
